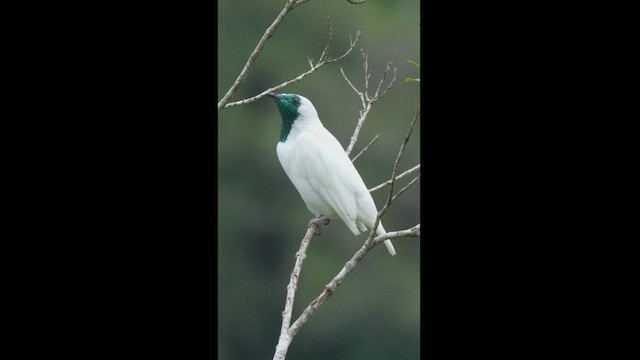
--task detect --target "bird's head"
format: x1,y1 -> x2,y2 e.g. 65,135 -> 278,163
267,93 -> 319,142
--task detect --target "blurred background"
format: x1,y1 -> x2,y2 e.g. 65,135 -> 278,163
218,0 -> 420,358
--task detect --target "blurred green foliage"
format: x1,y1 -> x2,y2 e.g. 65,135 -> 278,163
218,1 -> 420,359
405,60 -> 421,82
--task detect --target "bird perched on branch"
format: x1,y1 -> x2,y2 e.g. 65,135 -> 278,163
267,92 -> 396,256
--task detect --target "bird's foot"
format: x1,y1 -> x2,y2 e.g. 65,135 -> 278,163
308,214 -> 330,226
308,215 -> 330,235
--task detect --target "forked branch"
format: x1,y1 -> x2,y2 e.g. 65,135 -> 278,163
220,16 -> 360,110
377,104 -> 420,218
369,164 -> 420,192
287,224 -> 419,338
343,51 -> 399,156
218,0 -> 302,111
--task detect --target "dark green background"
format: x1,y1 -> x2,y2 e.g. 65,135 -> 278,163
218,1 -> 420,358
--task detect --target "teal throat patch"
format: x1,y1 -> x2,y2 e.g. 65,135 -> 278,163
269,93 -> 302,142
280,115 -> 295,142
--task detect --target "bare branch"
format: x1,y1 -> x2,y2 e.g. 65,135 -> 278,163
218,0 -> 302,112
345,103 -> 373,156
273,224 -> 318,360
373,53 -> 400,100
326,31 -> 360,63
329,31 -> 361,64
273,222 -> 420,360
391,174 -> 420,202
287,223 -> 420,341
377,67 -> 397,99
351,134 -> 379,163
224,64 -> 324,109
369,164 -> 420,192
375,104 -> 420,224
373,224 -> 420,244
318,17 -> 332,62
362,50 -> 370,102
343,51 -> 398,155
349,105 -> 420,297
224,27 -> 361,110
339,68 -> 364,107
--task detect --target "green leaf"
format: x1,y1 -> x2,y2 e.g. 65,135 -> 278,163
408,60 -> 420,68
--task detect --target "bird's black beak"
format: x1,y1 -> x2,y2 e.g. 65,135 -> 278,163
267,92 -> 279,99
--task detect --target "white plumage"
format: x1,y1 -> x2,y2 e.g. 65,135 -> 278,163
269,93 -> 396,256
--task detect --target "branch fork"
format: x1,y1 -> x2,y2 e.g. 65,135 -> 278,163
342,50 -> 399,156
220,14 -> 361,110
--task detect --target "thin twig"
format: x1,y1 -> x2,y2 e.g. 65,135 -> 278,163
351,134 -> 379,163
327,31 -> 361,63
345,102 -> 373,156
390,174 -> 420,202
373,53 -> 400,100
378,105 -> 420,219
372,224 -> 420,244
318,17 -> 332,61
362,50 -> 370,102
340,67 -> 364,108
368,164 -> 420,192
224,65 -> 325,109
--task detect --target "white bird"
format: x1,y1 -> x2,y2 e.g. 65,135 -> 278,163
267,92 -> 396,256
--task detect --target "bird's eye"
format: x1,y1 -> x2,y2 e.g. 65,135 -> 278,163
291,98 -> 299,105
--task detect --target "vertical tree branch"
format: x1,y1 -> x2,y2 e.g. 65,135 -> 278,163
273,224 -> 318,360
363,104 -> 420,256
377,104 -> 420,218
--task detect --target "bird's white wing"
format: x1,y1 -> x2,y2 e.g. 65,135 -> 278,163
293,128 -> 371,235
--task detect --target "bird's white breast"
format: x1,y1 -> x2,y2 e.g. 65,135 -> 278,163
276,127 -> 337,217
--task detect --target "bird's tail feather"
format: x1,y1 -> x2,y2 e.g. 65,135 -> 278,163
376,223 -> 396,256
